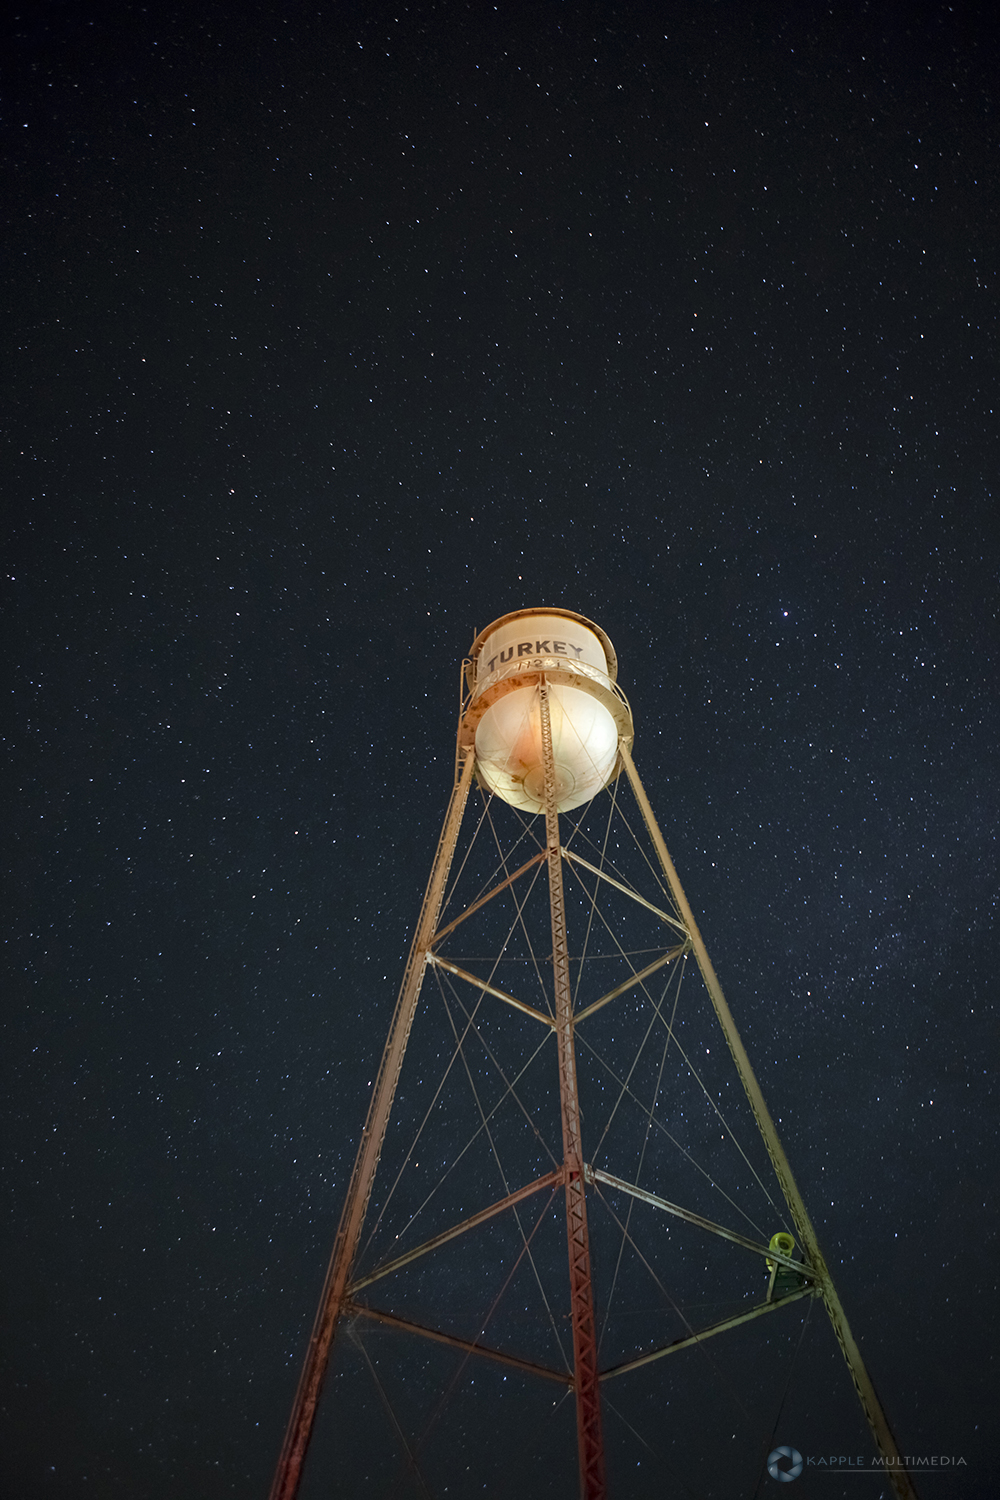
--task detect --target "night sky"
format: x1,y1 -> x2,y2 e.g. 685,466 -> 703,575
4,2 -> 998,1497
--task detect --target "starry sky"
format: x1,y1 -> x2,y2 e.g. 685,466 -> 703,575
4,1 -> 998,1497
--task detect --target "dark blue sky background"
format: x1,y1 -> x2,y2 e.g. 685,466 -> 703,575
4,1 -> 997,1496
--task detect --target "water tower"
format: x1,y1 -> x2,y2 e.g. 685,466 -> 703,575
269,609 -> 916,1500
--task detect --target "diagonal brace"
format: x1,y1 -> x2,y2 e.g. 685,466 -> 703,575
574,945 -> 689,1023
349,1169 -> 564,1293
587,1166 -> 820,1280
431,851 -> 547,946
600,1285 -> 816,1381
428,954 -> 555,1027
561,847 -> 689,937
345,1301 -> 573,1386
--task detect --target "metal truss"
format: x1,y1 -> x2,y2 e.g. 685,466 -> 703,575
269,682 -> 918,1500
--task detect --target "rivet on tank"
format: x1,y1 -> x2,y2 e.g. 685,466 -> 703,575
458,608 -> 634,813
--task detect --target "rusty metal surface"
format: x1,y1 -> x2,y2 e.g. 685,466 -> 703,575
457,661 -> 633,758
561,846 -> 688,936
345,1301 -> 574,1387
428,954 -> 556,1028
466,607 -> 621,683
268,751 -> 477,1500
539,679 -> 607,1500
270,659 -> 916,1500
619,744 -> 918,1500
430,850 -> 546,946
348,1169 -> 564,1295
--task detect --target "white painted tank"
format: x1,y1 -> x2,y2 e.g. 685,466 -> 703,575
463,609 -> 633,814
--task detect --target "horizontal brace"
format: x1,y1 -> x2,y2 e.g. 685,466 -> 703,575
600,1285 -> 817,1381
431,852 -> 546,947
345,1301 -> 573,1386
349,1168 -> 564,1294
429,955 -> 555,1028
561,848 -> 689,937
587,1167 -> 820,1281
574,945 -> 688,1023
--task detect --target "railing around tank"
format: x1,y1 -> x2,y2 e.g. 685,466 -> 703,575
472,654 -> 633,720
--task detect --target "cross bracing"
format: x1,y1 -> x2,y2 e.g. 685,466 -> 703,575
270,723 -> 916,1500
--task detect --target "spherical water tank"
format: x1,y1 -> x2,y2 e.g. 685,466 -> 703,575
464,609 -> 633,814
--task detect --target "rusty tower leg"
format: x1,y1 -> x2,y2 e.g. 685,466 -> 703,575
539,680 -> 607,1500
619,744 -> 917,1500
269,751 -> 477,1500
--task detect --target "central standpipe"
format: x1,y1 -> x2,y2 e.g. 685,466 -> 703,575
539,680 -> 606,1500
458,609 -> 628,1500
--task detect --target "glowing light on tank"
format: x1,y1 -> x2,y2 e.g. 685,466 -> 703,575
466,609 -> 633,814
